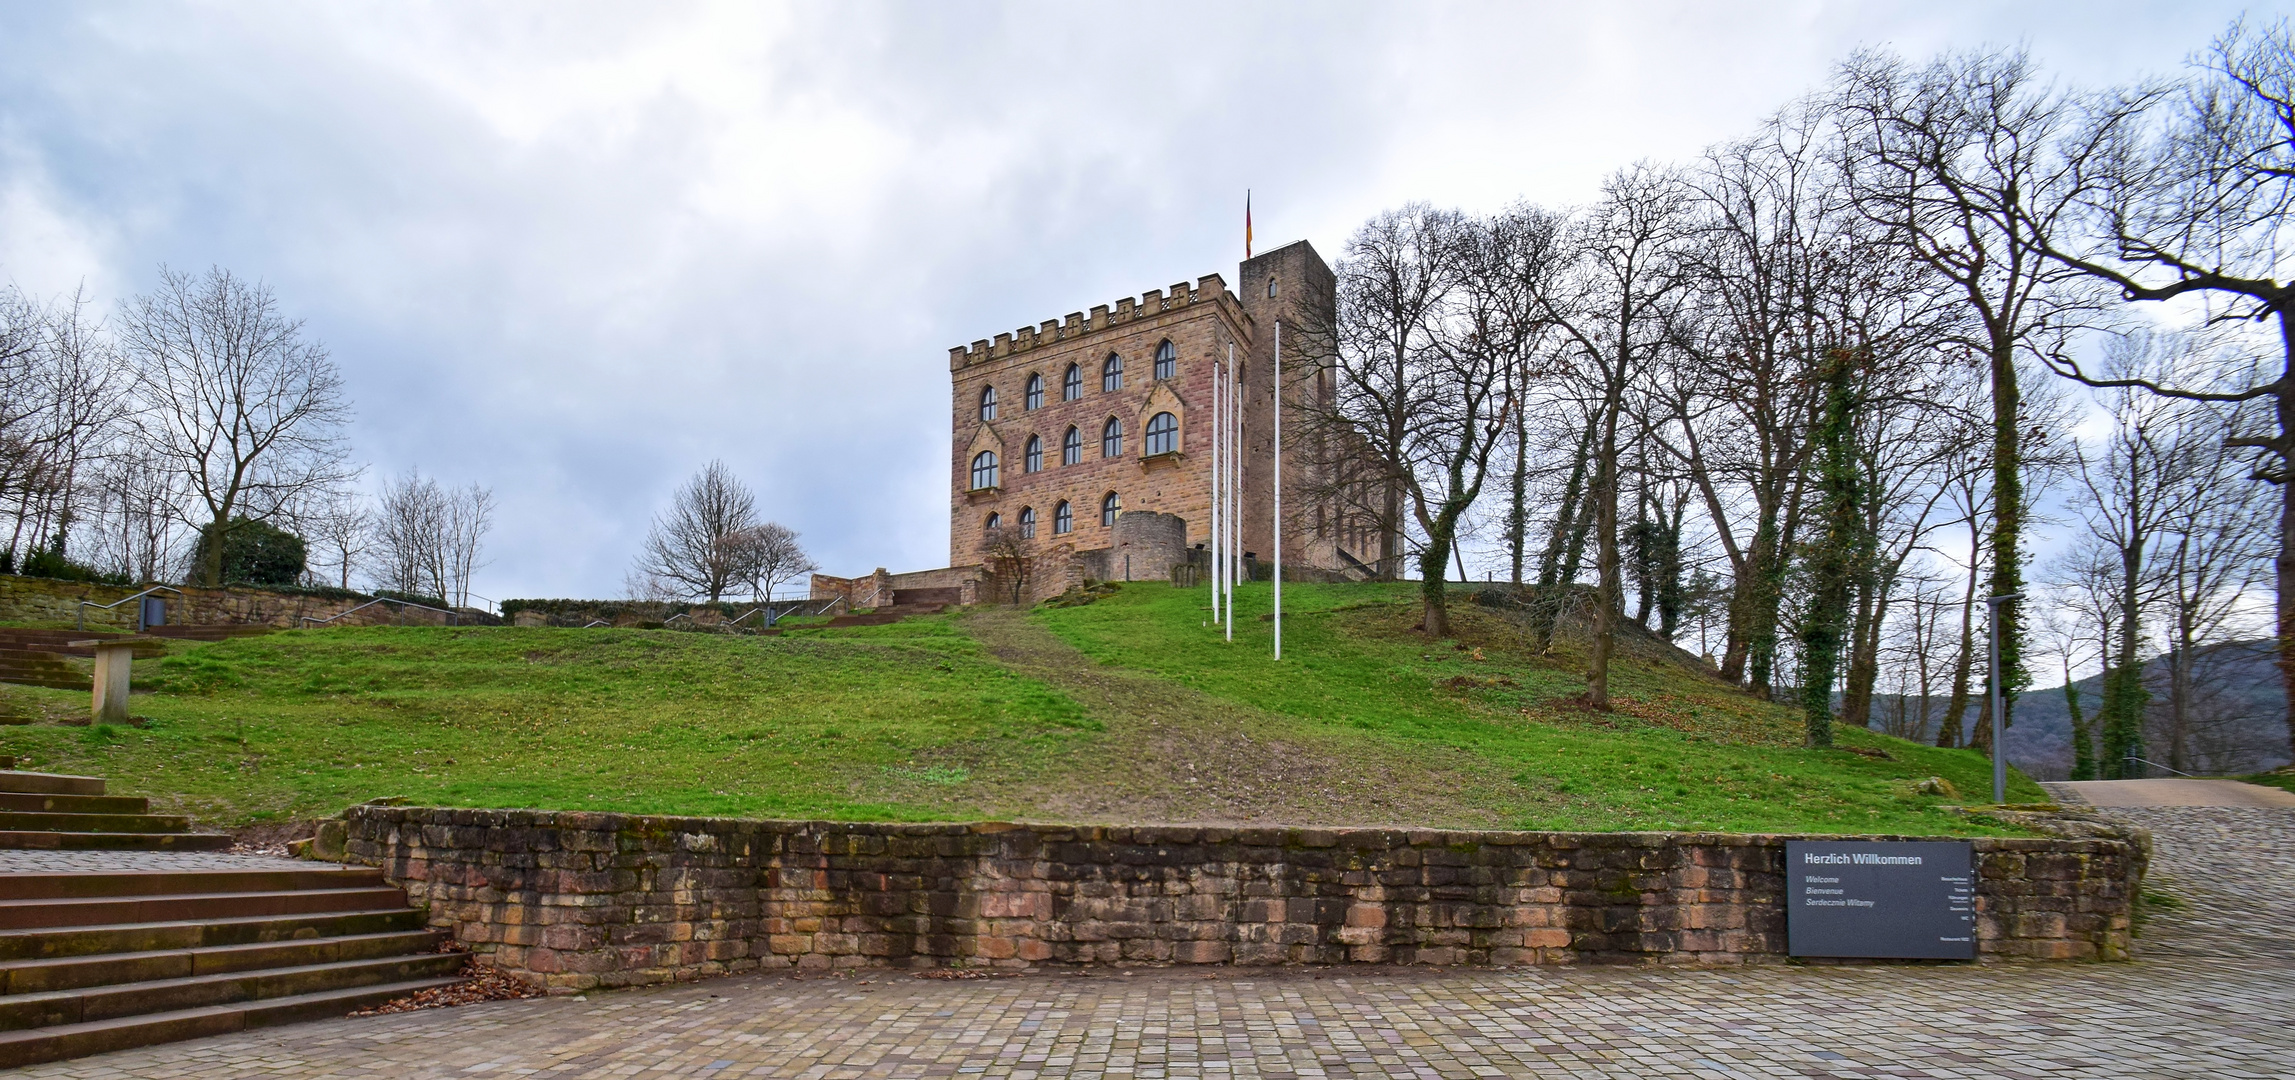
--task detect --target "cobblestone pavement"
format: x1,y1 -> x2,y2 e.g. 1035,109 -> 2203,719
0,849 -> 307,872
13,810 -> 2292,1080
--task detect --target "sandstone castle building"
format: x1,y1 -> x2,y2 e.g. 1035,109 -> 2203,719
815,241 -> 1386,608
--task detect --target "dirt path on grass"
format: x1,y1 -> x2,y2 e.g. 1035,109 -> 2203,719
945,608 -> 1525,828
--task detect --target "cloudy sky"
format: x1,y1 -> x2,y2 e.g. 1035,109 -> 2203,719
0,1 -> 2262,602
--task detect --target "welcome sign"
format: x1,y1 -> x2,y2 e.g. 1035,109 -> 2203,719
1784,840 -> 1977,959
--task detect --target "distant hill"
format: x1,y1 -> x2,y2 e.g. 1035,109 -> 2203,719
1875,639 -> 2292,780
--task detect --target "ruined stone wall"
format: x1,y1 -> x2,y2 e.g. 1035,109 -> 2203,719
346,808 -> 2145,993
0,575 -> 393,629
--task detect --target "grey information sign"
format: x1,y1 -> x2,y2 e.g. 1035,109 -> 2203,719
1785,840 -> 1975,960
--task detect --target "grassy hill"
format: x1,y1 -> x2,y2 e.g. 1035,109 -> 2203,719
0,580 -> 2044,834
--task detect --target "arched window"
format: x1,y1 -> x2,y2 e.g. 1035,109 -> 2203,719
1053,500 -> 1073,535
979,385 -> 997,421
1018,506 -> 1036,539
1267,276 -> 1278,298
1101,491 -> 1121,527
1144,411 -> 1177,455
1062,363 -> 1082,401
1024,435 -> 1043,473
985,512 -> 1001,532
1153,340 -> 1176,381
1101,418 -> 1122,458
1102,353 -> 1122,392
1062,426 -> 1082,466
969,451 -> 999,490
1024,373 -> 1043,411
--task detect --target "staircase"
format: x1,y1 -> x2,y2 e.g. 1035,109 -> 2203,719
825,587 -> 960,628
0,626 -> 272,692
0,770 -> 463,1068
0,770 -> 232,851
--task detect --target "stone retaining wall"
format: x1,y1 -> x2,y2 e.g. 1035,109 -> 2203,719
0,575 -> 379,630
346,808 -> 2145,992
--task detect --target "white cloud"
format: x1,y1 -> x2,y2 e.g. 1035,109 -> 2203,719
0,0 -> 2260,599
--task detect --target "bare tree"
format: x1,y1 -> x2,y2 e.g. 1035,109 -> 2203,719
369,469 -> 493,606
1535,167 -> 1693,709
739,521 -> 817,605
301,489 -> 373,591
633,459 -> 767,604
1836,47 -> 2116,747
2013,19 -> 2295,760
371,470 -> 446,599
114,267 -> 353,586
979,525 -> 1031,606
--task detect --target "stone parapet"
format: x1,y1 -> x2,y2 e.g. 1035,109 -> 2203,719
344,809 -> 2144,992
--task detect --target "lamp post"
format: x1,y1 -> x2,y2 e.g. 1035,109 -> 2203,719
1986,592 -> 2021,805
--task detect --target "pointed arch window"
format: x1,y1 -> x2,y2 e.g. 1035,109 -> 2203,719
985,512 -> 1001,533
1024,434 -> 1043,473
1101,418 -> 1122,458
979,386 -> 997,421
1102,353 -> 1123,392
1062,426 -> 1082,466
969,451 -> 999,490
1144,411 -> 1177,455
1019,506 -> 1037,539
1024,373 -> 1043,411
1101,491 -> 1121,527
1062,363 -> 1082,401
1153,340 -> 1176,381
1053,500 -> 1073,535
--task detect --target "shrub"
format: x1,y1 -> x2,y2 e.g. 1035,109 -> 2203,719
188,518 -> 307,588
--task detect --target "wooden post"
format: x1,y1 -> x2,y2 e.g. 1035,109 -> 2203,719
72,638 -> 152,726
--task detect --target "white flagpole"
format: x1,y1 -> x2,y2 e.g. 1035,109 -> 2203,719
1273,320 -> 1283,661
1211,346 -> 1225,628
1225,348 -> 1236,642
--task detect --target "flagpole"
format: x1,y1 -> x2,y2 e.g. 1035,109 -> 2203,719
1212,346 -> 1225,629
1226,349 -> 1236,642
1273,320 -> 1283,661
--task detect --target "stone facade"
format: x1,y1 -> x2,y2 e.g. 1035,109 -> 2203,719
346,807 -> 2146,993
0,575 -> 426,630
946,241 -> 1388,580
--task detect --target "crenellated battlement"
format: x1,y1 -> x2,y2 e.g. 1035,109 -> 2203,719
949,273 -> 1232,369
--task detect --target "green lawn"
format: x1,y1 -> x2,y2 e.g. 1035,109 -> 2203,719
0,620 -> 1095,825
0,580 -> 2046,833
1035,580 -> 2047,834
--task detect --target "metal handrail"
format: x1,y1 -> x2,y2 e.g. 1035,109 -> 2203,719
78,586 -> 185,632
2125,756 -> 2202,778
662,613 -> 694,628
581,619 -> 611,628
299,597 -> 462,628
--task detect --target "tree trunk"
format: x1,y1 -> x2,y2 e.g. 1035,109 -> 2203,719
2276,314 -> 2295,763
1587,392 -> 1622,710
1507,399 -> 1529,585
1939,544 -> 1979,748
2065,657 -> 2094,782
1986,331 -> 2026,757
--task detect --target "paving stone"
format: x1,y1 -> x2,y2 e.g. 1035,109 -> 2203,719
6,808 -> 2287,1078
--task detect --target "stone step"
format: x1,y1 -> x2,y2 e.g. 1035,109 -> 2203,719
0,929 -> 446,994
0,811 -> 192,835
0,907 -> 428,961
0,973 -> 464,1069
0,793 -> 149,816
0,867 -> 385,901
0,887 -> 411,931
0,773 -> 106,798
0,950 -> 468,1030
0,830 -> 235,852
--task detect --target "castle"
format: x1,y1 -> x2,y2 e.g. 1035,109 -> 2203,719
813,241 -> 1387,609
